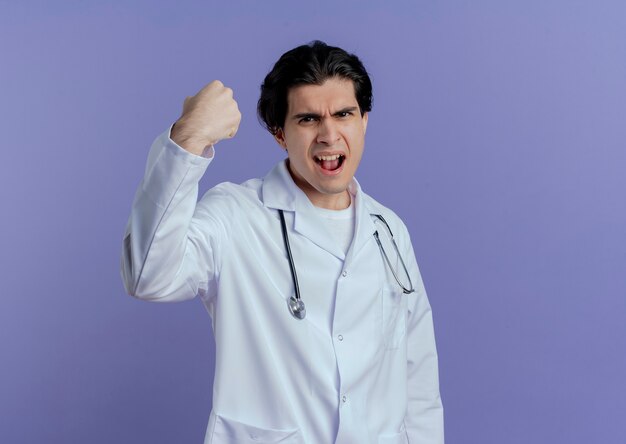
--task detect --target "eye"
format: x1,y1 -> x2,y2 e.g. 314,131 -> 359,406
336,111 -> 353,118
298,116 -> 317,124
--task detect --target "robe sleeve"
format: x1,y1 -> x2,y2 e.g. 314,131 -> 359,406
120,127 -> 226,302
401,225 -> 445,443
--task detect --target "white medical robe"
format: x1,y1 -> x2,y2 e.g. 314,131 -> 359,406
121,130 -> 444,443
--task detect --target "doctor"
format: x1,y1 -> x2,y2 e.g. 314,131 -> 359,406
121,41 -> 444,443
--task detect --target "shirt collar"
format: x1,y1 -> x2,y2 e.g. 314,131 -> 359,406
261,160 -> 378,261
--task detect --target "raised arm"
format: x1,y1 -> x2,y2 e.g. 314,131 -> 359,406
120,81 -> 241,302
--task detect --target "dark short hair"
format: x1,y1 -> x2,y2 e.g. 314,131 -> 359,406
257,40 -> 373,135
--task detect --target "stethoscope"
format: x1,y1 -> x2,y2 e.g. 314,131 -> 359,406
278,210 -> 415,320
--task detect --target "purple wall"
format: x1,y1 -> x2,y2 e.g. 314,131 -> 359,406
2,1 -> 625,443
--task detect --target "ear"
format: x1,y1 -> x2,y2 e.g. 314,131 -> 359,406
273,128 -> 288,149
361,112 -> 369,135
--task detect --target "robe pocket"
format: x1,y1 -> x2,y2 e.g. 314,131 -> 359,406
382,285 -> 407,350
378,428 -> 409,444
211,414 -> 304,443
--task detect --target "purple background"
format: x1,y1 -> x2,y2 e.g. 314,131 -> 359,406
1,1 -> 625,443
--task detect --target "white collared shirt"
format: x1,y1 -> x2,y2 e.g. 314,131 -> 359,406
121,129 -> 444,444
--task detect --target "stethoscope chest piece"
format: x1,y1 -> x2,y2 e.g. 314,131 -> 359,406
278,209 -> 413,321
288,296 -> 306,320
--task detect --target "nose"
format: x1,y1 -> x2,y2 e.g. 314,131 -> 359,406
316,118 -> 340,145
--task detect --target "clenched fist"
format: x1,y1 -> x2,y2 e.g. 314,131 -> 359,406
171,80 -> 242,156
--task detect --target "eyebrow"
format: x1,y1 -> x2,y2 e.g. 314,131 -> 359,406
291,106 -> 359,120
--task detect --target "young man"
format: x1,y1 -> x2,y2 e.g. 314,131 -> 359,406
121,41 -> 444,443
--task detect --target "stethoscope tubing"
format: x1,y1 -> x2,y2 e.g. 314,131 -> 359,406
278,209 -> 415,320
279,210 -> 306,319
372,214 -> 415,295
278,209 -> 302,302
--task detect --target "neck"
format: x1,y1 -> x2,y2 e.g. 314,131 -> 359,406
296,179 -> 351,210
286,162 -> 352,210
310,191 -> 351,210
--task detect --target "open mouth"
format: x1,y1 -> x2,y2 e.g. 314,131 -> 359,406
314,154 -> 345,172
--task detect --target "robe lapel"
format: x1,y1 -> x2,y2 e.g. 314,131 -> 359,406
261,160 -> 346,260
293,199 -> 346,260
345,179 -> 377,264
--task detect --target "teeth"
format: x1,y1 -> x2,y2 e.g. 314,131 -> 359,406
316,154 -> 342,161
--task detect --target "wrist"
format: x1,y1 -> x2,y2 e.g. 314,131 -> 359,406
170,121 -> 207,156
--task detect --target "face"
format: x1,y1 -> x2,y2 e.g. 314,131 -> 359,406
274,77 -> 368,210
